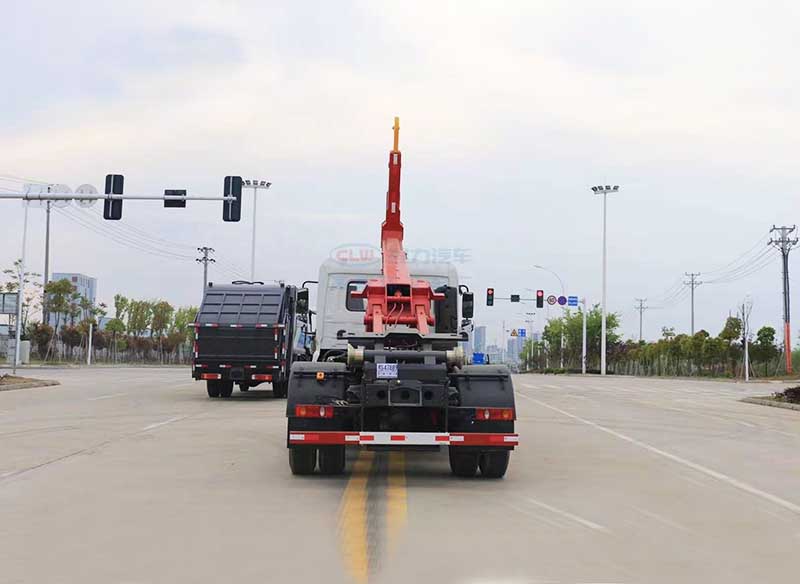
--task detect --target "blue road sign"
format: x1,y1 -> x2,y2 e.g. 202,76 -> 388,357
557,295 -> 567,306
472,352 -> 486,365
519,328 -> 526,338
568,296 -> 579,307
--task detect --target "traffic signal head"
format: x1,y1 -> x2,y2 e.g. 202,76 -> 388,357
223,176 -> 243,222
164,189 -> 187,208
486,287 -> 495,306
536,289 -> 544,308
103,174 -> 124,220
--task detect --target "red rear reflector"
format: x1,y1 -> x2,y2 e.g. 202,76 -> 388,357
474,408 -> 515,421
294,404 -> 334,419
201,373 -> 222,380
252,374 -> 273,381
390,435 -> 406,441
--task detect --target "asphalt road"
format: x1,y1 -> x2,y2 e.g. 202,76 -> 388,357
2,368 -> 799,584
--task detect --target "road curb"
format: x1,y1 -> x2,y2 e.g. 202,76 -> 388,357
0,380 -> 60,392
741,397 -> 800,411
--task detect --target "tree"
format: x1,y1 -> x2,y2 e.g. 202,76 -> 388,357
126,300 -> 153,337
752,326 -> 778,376
113,294 -> 129,320
42,278 -> 76,359
105,318 -> 126,362
542,305 -> 620,371
29,323 -> 53,359
150,300 -> 174,362
2,260 -> 43,336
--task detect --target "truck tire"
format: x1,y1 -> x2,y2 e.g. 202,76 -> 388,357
479,451 -> 510,479
219,381 -> 234,398
272,380 -> 288,399
206,380 -> 220,398
318,446 -> 346,475
449,449 -> 479,478
289,447 -> 317,475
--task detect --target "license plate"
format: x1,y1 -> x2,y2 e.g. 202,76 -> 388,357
376,363 -> 398,379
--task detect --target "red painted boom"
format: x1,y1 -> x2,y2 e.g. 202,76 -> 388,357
358,118 -> 443,334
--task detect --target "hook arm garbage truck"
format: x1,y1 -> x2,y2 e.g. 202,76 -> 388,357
285,118 -> 518,477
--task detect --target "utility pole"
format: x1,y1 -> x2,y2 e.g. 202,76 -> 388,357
769,225 -> 799,374
196,247 -> 216,291
684,272 -> 702,335
740,298 -> 753,382
634,298 -> 649,342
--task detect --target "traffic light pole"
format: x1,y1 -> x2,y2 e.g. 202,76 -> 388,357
3,176 -> 243,370
12,202 -> 30,373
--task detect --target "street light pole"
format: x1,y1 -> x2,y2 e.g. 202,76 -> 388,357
591,185 -> 620,376
581,297 -> 588,375
244,179 -> 272,281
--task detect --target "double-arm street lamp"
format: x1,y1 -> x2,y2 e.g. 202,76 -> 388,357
244,179 -> 272,281
591,185 -> 620,375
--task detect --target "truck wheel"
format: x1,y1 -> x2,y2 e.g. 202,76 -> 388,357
318,446 -> 346,475
479,451 -> 510,479
206,380 -> 220,398
449,449 -> 479,478
272,381 -> 287,399
219,381 -> 234,398
239,384 -> 249,392
289,447 -> 317,475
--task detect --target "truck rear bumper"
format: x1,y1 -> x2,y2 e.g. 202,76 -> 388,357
288,431 -> 518,447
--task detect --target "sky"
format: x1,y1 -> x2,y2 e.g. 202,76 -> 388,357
2,0 -> 800,346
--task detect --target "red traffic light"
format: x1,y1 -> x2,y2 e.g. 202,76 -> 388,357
486,288 -> 495,306
536,289 -> 544,308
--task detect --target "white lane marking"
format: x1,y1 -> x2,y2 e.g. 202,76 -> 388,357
630,505 -> 690,532
141,416 -> 186,432
519,393 -> 800,515
524,497 -> 607,531
506,502 -> 567,530
87,393 -> 128,401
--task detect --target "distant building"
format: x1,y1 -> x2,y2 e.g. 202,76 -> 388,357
48,272 -> 98,329
474,325 -> 486,354
506,337 -> 525,364
486,343 -> 502,364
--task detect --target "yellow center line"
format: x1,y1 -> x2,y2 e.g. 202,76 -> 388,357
386,451 -> 407,548
338,450 -> 374,584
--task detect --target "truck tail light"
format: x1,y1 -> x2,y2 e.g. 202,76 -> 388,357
474,407 -> 515,421
201,373 -> 222,380
295,404 -> 334,419
252,374 -> 273,381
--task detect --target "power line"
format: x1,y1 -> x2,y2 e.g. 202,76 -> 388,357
55,207 -> 196,260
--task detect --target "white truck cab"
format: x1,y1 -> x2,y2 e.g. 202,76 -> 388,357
314,258 -> 460,360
